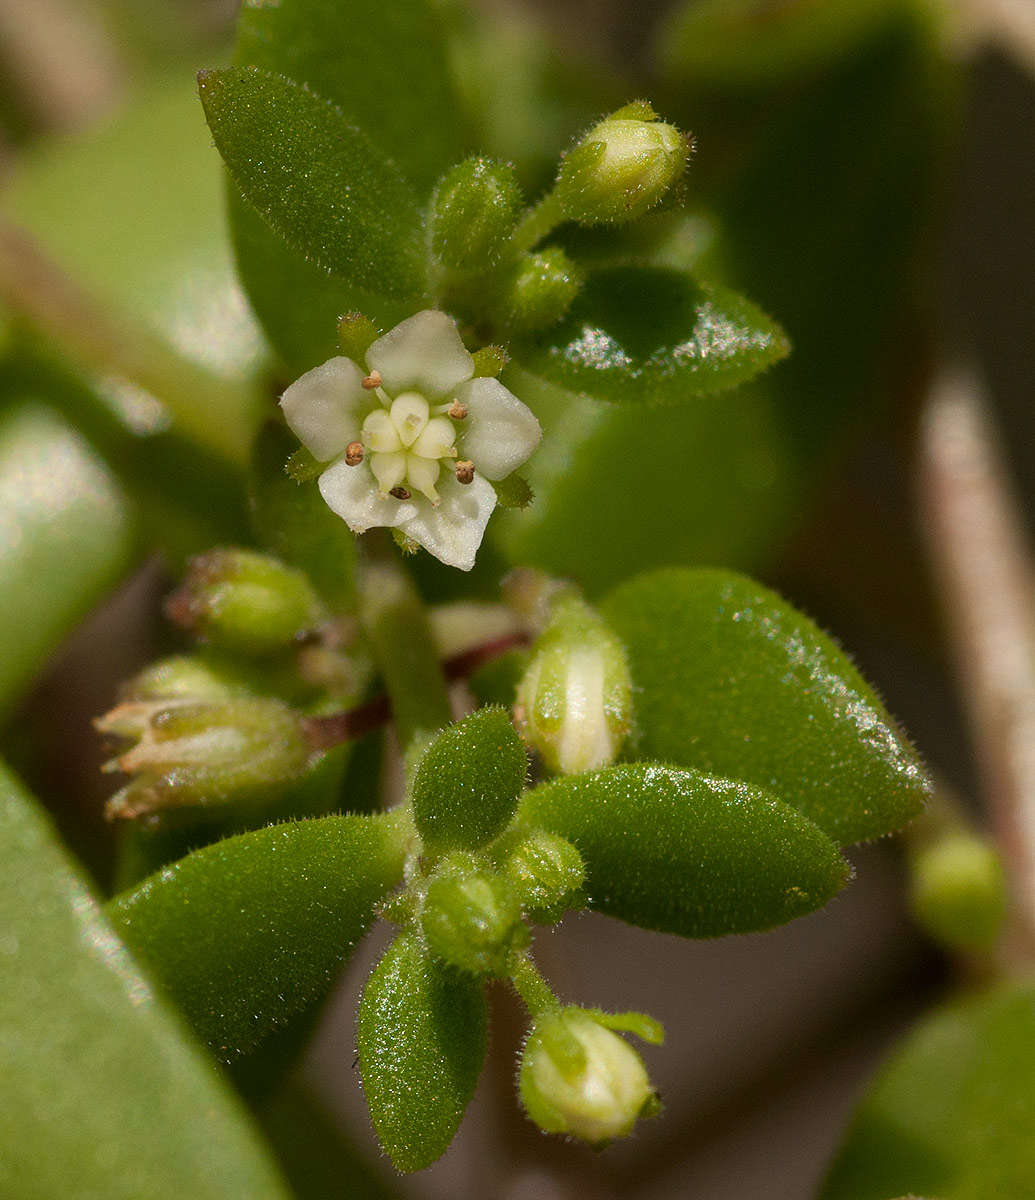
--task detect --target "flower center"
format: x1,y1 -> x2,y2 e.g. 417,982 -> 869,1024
360,391 -> 459,504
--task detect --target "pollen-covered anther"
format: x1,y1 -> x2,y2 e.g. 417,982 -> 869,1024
448,400 -> 468,420
389,485 -> 412,500
455,460 -> 476,485
344,441 -> 364,466
362,370 -> 383,390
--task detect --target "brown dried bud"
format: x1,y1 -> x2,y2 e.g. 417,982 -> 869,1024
345,441 -> 364,466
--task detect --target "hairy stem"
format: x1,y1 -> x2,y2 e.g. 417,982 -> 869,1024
509,953 -> 558,1017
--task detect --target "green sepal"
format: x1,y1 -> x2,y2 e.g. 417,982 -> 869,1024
358,930 -> 487,1172
198,67 -> 426,300
583,1007 -> 666,1045
602,568 -> 931,845
519,763 -> 850,937
517,266 -> 789,403
493,473 -> 534,510
412,706 -> 528,855
107,812 -> 408,1060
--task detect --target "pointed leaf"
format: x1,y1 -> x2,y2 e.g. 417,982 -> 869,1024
198,67 -> 426,300
602,568 -> 930,844
821,981 -> 1035,1200
108,812 -> 408,1061
358,931 -> 487,1172
0,763 -> 289,1199
235,0 -> 465,194
516,266 -> 789,405
520,763 -> 849,937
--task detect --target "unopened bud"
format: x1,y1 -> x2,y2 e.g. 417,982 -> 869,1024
430,157 -> 523,272
516,596 -> 633,775
520,1008 -> 660,1145
97,695 -> 311,820
556,101 -> 689,226
496,248 -> 582,334
499,830 -> 586,924
165,548 -> 325,656
421,856 -> 529,976
910,833 -> 1007,953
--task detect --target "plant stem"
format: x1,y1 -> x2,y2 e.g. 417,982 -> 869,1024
917,364 -> 1035,959
356,540 -> 452,750
510,953 -> 558,1017
510,191 -> 566,257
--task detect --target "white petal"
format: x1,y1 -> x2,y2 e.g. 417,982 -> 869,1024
411,416 -> 457,460
280,357 -> 367,462
319,459 -> 417,534
406,454 -> 441,503
454,378 -> 542,481
366,310 -> 474,400
400,474 -> 496,571
389,393 -> 429,447
362,408 -> 402,453
369,451 -> 407,494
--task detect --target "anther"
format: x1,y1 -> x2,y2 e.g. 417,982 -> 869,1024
448,400 -> 468,420
389,485 -> 412,500
455,460 -> 475,485
362,370 -> 383,390
344,441 -> 364,466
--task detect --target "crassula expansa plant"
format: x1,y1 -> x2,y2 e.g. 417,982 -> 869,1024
3,0 -> 1032,1197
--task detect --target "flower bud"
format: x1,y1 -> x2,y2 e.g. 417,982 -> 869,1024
498,830 -> 585,924
910,833 -> 1007,953
555,101 -> 689,226
520,1008 -> 659,1145
97,695 -> 311,820
515,596 -> 633,775
430,157 -> 523,273
421,855 -> 529,976
495,248 -> 582,334
164,548 -> 325,656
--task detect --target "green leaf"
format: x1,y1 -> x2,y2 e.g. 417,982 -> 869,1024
516,266 -> 789,405
520,763 -> 849,937
198,67 -> 426,301
601,568 -> 930,845
412,707 -> 527,855
0,761 -> 289,1199
821,981 -> 1035,1200
235,0 -> 466,194
358,930 -> 487,1172
108,811 -> 408,1061
0,403 -> 134,718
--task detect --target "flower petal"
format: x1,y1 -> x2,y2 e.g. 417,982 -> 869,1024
406,454 -> 441,503
319,458 -> 417,534
366,310 -> 474,400
454,378 -> 542,481
400,474 -> 496,571
369,451 -> 407,495
281,356 -> 367,462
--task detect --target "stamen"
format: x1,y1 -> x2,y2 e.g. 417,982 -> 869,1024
344,442 -> 364,466
448,400 -> 468,420
455,460 -> 475,485
362,370 -> 383,390
389,485 -> 412,500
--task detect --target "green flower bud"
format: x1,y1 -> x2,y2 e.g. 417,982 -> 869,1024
495,248 -> 582,334
421,856 -> 529,976
165,548 -> 325,656
498,830 -> 585,924
516,596 -> 633,775
430,157 -> 523,273
911,833 -> 1007,953
555,101 -> 689,226
520,1008 -> 659,1145
97,695 -> 311,820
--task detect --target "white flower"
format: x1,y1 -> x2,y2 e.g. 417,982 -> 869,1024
280,311 -> 541,571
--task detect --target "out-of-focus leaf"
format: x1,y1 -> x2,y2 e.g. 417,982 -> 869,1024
0,403 -> 134,718
358,930 -> 487,1172
601,568 -> 931,845
517,266 -> 789,405
0,761 -> 289,1199
520,763 -> 849,937
199,68 -> 426,301
821,981 -> 1035,1199
108,812 -> 408,1061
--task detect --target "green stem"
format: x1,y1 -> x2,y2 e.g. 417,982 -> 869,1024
509,953 -> 558,1017
509,191 -> 566,257
357,539 -> 452,751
